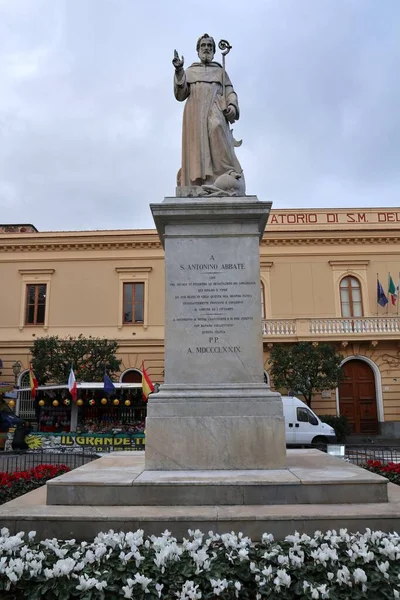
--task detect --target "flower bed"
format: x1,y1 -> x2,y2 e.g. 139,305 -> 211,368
364,459 -> 400,486
1,527 -> 400,599
0,464 -> 70,505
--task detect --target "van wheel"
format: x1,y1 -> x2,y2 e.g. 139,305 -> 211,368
312,436 -> 327,451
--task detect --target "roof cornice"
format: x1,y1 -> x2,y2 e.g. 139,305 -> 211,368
0,229 -> 398,251
0,235 -> 162,252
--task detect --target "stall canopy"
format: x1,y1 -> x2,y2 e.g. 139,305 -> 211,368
18,382 -> 142,392
0,382 -> 15,395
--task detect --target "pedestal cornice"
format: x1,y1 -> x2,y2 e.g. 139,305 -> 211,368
150,196 -> 271,247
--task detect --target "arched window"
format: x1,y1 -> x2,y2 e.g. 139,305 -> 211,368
120,368 -> 142,383
340,276 -> 363,317
261,282 -> 266,318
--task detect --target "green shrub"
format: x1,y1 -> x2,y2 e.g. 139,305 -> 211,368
319,414 -> 352,442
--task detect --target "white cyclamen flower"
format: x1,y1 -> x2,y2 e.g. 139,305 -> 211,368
76,574 -> 101,591
336,565 -> 351,586
353,568 -> 367,584
377,561 -> 390,579
53,557 -> 76,577
316,584 -> 330,599
177,580 -> 201,600
274,569 -> 291,590
261,565 -> 273,580
6,571 -> 18,583
210,578 -> 228,596
44,568 -> 54,579
278,554 -> 289,566
133,573 -> 152,592
122,585 -> 133,599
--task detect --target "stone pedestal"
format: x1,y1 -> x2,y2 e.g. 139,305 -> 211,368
147,196 -> 286,470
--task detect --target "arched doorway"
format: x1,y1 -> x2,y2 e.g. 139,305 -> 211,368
17,370 -> 36,420
338,359 -> 378,435
120,369 -> 142,383
120,368 -> 146,420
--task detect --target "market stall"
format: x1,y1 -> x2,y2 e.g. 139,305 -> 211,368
17,382 -> 145,434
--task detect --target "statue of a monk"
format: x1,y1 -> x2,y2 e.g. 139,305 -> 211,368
173,34 -> 246,197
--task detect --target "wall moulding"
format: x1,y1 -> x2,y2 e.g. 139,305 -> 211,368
115,267 -> 153,273
18,268 -> 55,275
261,236 -> 400,247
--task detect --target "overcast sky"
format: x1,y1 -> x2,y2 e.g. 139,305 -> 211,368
1,0 -> 399,232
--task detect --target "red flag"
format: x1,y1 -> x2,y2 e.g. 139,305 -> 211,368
141,362 -> 154,402
68,368 -> 78,402
29,363 -> 38,399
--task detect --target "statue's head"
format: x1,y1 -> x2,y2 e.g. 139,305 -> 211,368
196,34 -> 215,64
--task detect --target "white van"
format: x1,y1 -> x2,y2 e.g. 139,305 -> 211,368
281,396 -> 336,446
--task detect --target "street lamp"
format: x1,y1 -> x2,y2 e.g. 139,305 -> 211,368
12,361 -> 22,387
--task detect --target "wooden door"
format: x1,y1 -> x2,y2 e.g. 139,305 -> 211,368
339,360 -> 379,435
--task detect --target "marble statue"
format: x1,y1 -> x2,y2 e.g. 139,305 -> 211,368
173,34 -> 246,197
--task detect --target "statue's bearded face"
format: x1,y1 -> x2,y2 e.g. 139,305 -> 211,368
198,38 -> 214,63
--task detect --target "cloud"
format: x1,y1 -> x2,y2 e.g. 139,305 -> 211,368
0,0 -> 399,231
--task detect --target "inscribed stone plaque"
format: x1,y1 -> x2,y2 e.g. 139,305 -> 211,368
164,229 -> 263,385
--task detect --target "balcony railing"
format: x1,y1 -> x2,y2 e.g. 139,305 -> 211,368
309,317 -> 400,335
262,317 -> 400,339
262,320 -> 297,336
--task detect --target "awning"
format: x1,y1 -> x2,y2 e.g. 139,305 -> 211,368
18,382 -> 142,392
0,383 -> 15,394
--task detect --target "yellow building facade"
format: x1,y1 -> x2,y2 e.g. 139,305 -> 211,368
1,207 -> 400,436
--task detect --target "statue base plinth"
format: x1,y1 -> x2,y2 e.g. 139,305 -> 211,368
145,384 -> 286,470
175,187 -> 245,199
176,185 -> 203,197
147,196 -> 286,471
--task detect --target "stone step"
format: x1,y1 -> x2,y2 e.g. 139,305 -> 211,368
45,449 -> 388,506
1,485 -> 400,542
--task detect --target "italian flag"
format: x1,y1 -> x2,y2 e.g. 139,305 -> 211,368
389,274 -> 398,306
68,368 -> 78,402
29,363 -> 38,398
142,362 -> 154,402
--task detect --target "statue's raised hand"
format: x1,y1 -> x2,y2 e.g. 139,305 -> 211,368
173,49 -> 184,71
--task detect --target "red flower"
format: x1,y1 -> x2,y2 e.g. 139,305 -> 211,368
0,464 -> 71,504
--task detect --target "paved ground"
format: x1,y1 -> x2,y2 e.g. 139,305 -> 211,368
347,435 -> 400,446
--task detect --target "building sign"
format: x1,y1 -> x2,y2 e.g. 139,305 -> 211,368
6,431 -> 145,452
267,209 -> 400,228
57,433 -> 144,449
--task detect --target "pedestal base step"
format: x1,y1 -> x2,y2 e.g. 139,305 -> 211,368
45,450 -> 388,506
1,485 -> 400,542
